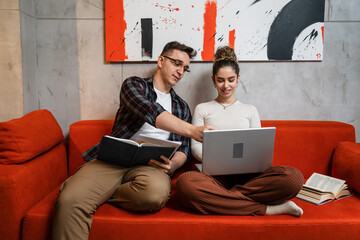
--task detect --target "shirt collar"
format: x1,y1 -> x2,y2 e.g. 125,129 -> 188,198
147,76 -> 177,99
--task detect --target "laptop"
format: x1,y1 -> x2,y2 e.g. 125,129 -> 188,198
196,127 -> 276,176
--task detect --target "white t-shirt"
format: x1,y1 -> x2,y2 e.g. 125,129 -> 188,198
191,100 -> 261,162
131,88 -> 172,141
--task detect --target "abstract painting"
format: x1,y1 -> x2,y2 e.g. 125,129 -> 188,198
105,0 -> 325,62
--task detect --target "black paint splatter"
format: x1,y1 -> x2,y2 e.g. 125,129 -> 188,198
250,0 -> 262,6
303,29 -> 318,42
130,22 -> 139,34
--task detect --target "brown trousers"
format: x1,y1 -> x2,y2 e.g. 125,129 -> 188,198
52,160 -> 171,240
176,166 -> 304,215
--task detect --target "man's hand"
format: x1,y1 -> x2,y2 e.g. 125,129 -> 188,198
148,155 -> 173,175
155,111 -> 215,142
148,151 -> 187,175
190,125 -> 217,143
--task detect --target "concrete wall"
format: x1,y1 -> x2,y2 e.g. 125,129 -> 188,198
20,0 -> 37,115
1,0 -> 359,141
0,0 -> 23,120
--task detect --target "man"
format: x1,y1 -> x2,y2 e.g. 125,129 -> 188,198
53,41 -> 214,240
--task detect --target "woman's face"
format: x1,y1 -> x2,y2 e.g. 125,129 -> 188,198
212,66 -> 239,101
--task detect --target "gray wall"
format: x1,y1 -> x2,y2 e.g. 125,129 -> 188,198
0,0 -> 23,120
19,0 -> 360,141
20,0 -> 81,135
20,0 -> 37,115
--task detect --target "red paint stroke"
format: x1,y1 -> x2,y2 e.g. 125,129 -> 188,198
201,0 -> 217,61
155,3 -> 180,11
229,29 -> 235,49
219,0 -> 232,11
321,26 -> 324,44
105,0 -> 127,61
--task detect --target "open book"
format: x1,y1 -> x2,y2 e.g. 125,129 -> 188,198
296,173 -> 351,205
97,134 -> 181,167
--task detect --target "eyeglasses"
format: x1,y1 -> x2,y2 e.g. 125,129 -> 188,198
162,55 -> 190,73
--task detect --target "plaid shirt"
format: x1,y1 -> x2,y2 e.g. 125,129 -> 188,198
83,76 -> 192,162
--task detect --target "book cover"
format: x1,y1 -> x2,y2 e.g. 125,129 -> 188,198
97,135 -> 181,167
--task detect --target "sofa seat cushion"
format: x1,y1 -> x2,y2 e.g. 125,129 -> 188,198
23,186 -> 360,240
0,110 -> 63,164
332,142 -> 360,193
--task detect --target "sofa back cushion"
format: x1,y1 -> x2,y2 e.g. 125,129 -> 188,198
68,120 -> 355,179
68,120 -> 113,175
0,110 -> 63,164
262,121 -> 355,178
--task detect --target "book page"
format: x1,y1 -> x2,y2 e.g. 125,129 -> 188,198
104,135 -> 140,146
305,173 -> 345,194
136,134 -> 181,148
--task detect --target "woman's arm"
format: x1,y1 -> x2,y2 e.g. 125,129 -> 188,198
250,105 -> 261,128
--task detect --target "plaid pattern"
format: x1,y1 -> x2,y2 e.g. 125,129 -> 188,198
83,76 -> 192,162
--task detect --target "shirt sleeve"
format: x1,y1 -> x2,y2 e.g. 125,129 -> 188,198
191,104 -> 205,162
174,105 -> 191,159
120,77 -> 165,127
249,105 -> 261,128
82,143 -> 100,162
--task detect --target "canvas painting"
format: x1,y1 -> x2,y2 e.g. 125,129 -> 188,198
105,0 -> 325,62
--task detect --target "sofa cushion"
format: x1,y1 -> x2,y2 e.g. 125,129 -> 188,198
332,142 -> 360,193
0,109 -> 63,164
23,187 -> 360,240
261,120 -> 355,178
68,120 -> 113,175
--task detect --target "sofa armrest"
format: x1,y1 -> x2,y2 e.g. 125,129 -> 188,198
332,142 -> 360,193
0,143 -> 67,240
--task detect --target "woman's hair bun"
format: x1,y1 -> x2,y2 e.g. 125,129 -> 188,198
214,46 -> 237,62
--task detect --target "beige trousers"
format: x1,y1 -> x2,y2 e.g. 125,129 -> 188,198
52,160 -> 171,240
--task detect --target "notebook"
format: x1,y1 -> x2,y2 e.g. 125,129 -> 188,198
196,127 -> 276,176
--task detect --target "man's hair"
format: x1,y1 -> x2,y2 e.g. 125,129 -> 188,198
161,41 -> 197,59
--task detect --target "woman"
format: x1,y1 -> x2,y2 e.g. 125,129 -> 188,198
176,46 -> 304,217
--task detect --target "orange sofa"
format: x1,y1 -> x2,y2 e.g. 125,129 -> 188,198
1,109 -> 360,240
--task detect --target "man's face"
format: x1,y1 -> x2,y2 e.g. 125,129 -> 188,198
159,49 -> 191,87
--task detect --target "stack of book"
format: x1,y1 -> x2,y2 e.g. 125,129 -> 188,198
296,172 -> 351,205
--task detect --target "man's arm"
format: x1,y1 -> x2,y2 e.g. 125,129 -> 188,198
155,111 -> 215,143
120,77 -> 214,142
